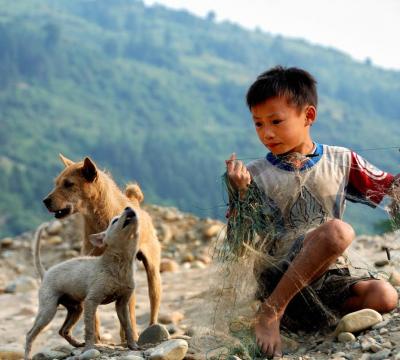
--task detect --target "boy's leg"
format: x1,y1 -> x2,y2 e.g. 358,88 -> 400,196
255,219 -> 355,357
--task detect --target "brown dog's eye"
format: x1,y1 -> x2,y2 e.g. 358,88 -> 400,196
64,180 -> 74,188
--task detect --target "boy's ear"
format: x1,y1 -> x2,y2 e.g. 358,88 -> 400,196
89,231 -> 106,248
81,157 -> 98,182
59,154 -> 75,167
305,106 -> 317,126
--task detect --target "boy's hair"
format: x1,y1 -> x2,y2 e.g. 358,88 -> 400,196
246,66 -> 318,110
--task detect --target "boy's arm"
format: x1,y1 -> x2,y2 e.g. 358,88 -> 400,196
346,152 -> 396,206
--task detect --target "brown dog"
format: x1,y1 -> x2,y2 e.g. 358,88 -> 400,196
43,155 -> 161,341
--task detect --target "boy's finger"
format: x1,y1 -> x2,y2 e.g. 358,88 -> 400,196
225,153 -> 237,164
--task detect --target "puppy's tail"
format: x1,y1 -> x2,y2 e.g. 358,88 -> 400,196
125,183 -> 144,204
33,223 -> 48,280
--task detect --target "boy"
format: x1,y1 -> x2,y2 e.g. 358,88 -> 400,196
225,66 -> 399,357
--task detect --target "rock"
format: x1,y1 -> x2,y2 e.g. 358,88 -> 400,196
138,324 -> 170,346
160,259 -> 179,273
389,270 -> 400,286
337,332 -> 356,343
203,224 -> 223,239
47,220 -> 63,235
281,335 -> 299,353
18,306 -> 37,316
0,345 -> 25,360
182,253 -> 195,262
374,259 -> 390,267
119,353 -> 145,360
195,255 -> 212,264
370,343 -> 383,353
191,260 -> 206,269
5,275 -> 38,293
47,235 -> 63,245
157,224 -> 173,244
372,319 -> 390,329
33,349 -> 68,360
379,327 -> 388,334
146,339 -> 188,360
79,348 -> 101,359
158,311 -> 184,324
335,309 -> 383,335
369,349 -> 391,360
0,237 -> 13,248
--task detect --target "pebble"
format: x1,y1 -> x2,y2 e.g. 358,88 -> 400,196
46,220 -> 63,235
160,259 -> 179,273
203,224 -> 223,239
0,345 -> 25,360
191,260 -> 206,269
368,349 -> 391,360
79,349 -> 101,359
47,235 -> 63,245
138,324 -> 170,346
119,354 -> 144,360
146,339 -> 188,360
337,332 -> 356,343
159,311 -> 184,324
32,349 -> 68,360
372,319 -> 390,330
5,275 -> 38,293
374,259 -> 390,267
0,237 -> 13,248
389,270 -> 400,286
335,309 -> 383,335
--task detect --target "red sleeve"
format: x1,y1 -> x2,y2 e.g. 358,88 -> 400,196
347,152 -> 394,206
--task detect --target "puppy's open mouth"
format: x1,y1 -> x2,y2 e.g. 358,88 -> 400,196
54,206 -> 72,219
122,209 -> 136,228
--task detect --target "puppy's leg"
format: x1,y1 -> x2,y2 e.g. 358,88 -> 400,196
140,250 -> 161,324
59,302 -> 84,347
116,295 -> 138,350
119,292 -> 138,343
94,312 -> 102,343
25,297 -> 58,360
83,299 -> 100,351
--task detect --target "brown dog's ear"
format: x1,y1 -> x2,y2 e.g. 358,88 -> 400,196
59,154 -> 75,167
81,157 -> 97,182
89,231 -> 106,248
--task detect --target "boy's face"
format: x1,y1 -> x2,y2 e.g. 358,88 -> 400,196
251,96 -> 316,155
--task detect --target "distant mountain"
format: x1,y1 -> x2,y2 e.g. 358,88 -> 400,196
0,0 -> 399,236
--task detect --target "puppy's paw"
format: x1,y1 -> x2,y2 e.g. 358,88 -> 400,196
127,341 -> 139,350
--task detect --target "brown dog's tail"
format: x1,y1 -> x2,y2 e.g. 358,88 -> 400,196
32,223 -> 48,280
125,183 -> 144,204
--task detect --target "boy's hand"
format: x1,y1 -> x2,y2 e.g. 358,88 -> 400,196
225,153 -> 251,197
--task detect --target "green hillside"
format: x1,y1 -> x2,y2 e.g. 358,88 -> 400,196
0,0 -> 399,236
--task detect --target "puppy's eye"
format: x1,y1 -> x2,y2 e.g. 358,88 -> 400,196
111,218 -> 118,225
64,180 -> 74,188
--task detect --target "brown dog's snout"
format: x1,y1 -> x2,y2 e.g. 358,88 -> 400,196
43,197 -> 52,209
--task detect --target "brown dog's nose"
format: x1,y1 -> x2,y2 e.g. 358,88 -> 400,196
43,197 -> 52,208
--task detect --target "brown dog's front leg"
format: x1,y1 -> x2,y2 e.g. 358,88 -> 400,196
83,299 -> 99,350
116,295 -> 138,350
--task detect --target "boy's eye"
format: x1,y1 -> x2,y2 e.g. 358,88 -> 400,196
63,180 -> 74,188
272,119 -> 282,125
255,122 -> 262,127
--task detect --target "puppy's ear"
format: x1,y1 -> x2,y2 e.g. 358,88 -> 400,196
89,231 -> 106,248
81,157 -> 97,182
59,154 -> 75,167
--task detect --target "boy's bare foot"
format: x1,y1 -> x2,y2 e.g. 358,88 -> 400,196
254,303 -> 283,358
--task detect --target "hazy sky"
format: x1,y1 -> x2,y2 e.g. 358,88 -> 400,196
143,0 -> 400,71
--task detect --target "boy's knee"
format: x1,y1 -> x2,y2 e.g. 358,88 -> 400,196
323,219 -> 355,254
375,282 -> 398,312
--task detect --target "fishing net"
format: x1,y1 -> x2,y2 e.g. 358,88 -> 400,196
199,150 -> 400,359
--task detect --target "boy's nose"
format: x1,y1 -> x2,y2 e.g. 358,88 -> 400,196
263,127 -> 275,139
